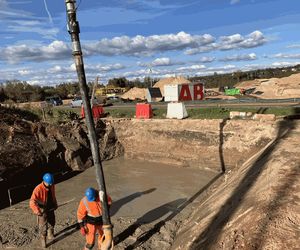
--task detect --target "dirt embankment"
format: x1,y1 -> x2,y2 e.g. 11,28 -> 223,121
111,119 -> 276,171
0,107 -> 123,208
172,119 -> 300,250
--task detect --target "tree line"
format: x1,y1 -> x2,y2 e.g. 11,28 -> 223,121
0,81 -> 82,103
189,65 -> 300,89
0,77 -> 158,103
1,65 -> 299,103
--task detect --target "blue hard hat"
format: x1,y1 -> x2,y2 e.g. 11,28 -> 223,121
43,173 -> 54,185
85,188 -> 96,202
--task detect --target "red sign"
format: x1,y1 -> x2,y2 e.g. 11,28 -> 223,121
194,84 -> 204,100
179,85 -> 192,101
179,83 -> 204,101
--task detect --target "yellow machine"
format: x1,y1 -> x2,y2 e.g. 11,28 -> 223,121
95,87 -> 126,96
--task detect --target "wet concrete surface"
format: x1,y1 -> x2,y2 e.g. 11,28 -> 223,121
0,157 -> 218,249
56,157 -> 217,223
105,158 -> 217,222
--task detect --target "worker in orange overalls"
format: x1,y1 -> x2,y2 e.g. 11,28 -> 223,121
77,187 -> 112,250
29,173 -> 58,248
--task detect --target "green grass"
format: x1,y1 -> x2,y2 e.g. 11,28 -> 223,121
105,107 -> 168,119
187,107 -> 297,119
19,106 -> 80,124
106,108 -> 135,118
20,105 -> 298,122
187,107 -> 230,119
105,107 -> 297,119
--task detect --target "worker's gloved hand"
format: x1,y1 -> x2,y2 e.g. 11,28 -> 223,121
36,211 -> 42,216
80,226 -> 86,236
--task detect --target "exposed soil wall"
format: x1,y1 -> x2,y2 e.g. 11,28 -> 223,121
171,119 -> 300,250
0,107 -> 123,208
110,119 -> 277,171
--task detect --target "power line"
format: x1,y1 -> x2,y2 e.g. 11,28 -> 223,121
76,0 -> 82,10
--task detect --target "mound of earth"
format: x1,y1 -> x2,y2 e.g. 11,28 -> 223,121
236,73 -> 300,99
121,87 -> 147,101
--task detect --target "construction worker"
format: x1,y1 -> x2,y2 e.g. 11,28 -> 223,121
77,187 -> 112,250
29,173 -> 58,248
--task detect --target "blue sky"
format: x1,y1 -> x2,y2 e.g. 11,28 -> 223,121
1,0 -> 300,85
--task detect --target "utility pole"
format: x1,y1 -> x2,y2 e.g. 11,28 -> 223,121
148,66 -> 153,87
64,1 -> 113,249
91,76 -> 99,108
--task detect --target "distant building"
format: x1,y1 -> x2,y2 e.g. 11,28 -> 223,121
146,88 -> 162,102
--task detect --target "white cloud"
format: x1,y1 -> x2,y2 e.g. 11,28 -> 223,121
48,63 -> 125,74
177,64 -> 206,72
272,53 -> 300,59
230,0 -> 240,5
286,44 -> 300,49
0,0 -> 8,8
0,0 -> 58,39
138,57 -> 184,67
120,63 -> 239,80
0,31 -> 267,63
0,41 -> 71,63
219,53 -> 257,62
152,57 -> 172,66
7,20 -> 59,39
0,60 -> 125,86
185,31 -> 267,55
84,31 -> 215,57
271,61 -> 300,67
220,34 -> 243,44
90,63 -> 125,72
18,69 -> 32,76
199,56 -> 215,63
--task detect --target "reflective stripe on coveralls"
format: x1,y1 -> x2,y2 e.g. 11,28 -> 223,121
77,195 -> 112,249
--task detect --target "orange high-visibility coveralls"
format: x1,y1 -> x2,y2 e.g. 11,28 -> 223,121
29,182 -> 57,236
30,182 -> 57,214
77,194 -> 112,250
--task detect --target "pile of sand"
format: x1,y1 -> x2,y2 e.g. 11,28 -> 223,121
121,87 -> 146,100
236,73 -> 300,99
204,88 -> 236,100
154,76 -> 191,95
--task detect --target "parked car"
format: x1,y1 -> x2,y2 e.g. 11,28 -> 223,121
105,96 -> 121,105
45,96 -> 63,106
70,96 -> 98,108
107,96 -> 120,101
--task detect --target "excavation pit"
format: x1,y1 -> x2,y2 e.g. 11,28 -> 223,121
0,116 -> 299,249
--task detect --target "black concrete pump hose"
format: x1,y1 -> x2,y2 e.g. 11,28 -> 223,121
64,1 -> 113,249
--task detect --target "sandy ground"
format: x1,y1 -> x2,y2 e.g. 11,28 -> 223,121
172,119 -> 300,250
121,88 -> 146,101
236,73 -> 300,99
0,158 -> 217,249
